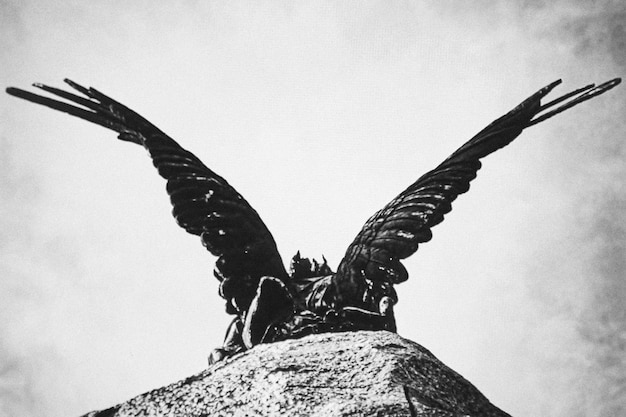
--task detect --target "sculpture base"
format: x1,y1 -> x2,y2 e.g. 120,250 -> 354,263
82,331 -> 510,417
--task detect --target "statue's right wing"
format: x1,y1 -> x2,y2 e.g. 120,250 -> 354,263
333,78 -> 621,308
6,80 -> 288,315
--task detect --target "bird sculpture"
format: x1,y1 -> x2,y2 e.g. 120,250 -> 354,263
6,77 -> 620,363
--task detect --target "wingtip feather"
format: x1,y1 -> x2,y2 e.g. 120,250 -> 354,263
536,79 -> 562,99
549,79 -> 562,88
64,78 -> 90,95
604,77 -> 621,88
6,86 -> 33,100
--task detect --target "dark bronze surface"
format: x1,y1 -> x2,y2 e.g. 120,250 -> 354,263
6,77 -> 621,363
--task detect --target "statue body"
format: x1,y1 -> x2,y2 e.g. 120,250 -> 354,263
211,252 -> 398,362
6,77 -> 620,364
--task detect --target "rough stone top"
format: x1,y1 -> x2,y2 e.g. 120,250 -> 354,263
82,331 -> 510,417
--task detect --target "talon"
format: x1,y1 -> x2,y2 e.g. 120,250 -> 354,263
208,348 -> 228,365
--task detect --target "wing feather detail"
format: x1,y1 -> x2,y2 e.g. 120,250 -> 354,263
6,80 -> 288,315
333,78 -> 621,306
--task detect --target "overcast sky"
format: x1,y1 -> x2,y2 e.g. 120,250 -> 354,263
1,1 -> 625,416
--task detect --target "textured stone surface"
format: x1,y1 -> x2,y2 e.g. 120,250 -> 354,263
82,331 -> 510,417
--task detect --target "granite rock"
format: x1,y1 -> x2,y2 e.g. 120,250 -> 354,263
82,331 -> 510,417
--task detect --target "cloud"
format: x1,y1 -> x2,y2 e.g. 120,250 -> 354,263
1,1 -> 624,416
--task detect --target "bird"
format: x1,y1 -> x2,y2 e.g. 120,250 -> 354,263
6,77 -> 621,363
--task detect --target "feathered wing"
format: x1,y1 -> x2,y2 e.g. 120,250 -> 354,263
333,78 -> 621,308
6,80 -> 288,315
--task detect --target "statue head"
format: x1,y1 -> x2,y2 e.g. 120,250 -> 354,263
289,251 -> 333,279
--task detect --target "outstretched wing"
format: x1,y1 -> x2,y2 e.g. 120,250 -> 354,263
333,78 -> 621,306
6,80 -> 288,315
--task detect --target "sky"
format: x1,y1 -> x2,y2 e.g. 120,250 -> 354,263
0,1 -> 624,416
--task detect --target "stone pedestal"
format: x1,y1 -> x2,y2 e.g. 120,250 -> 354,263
82,331 -> 510,417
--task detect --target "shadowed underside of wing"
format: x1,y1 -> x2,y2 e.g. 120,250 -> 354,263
6,80 -> 288,315
333,78 -> 621,308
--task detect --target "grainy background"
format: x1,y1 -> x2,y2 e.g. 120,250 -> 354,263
1,1 -> 624,416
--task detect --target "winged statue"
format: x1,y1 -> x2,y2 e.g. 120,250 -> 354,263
6,77 -> 620,363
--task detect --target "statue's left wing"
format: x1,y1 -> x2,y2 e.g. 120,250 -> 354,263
6,80 -> 288,315
333,78 -> 620,307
